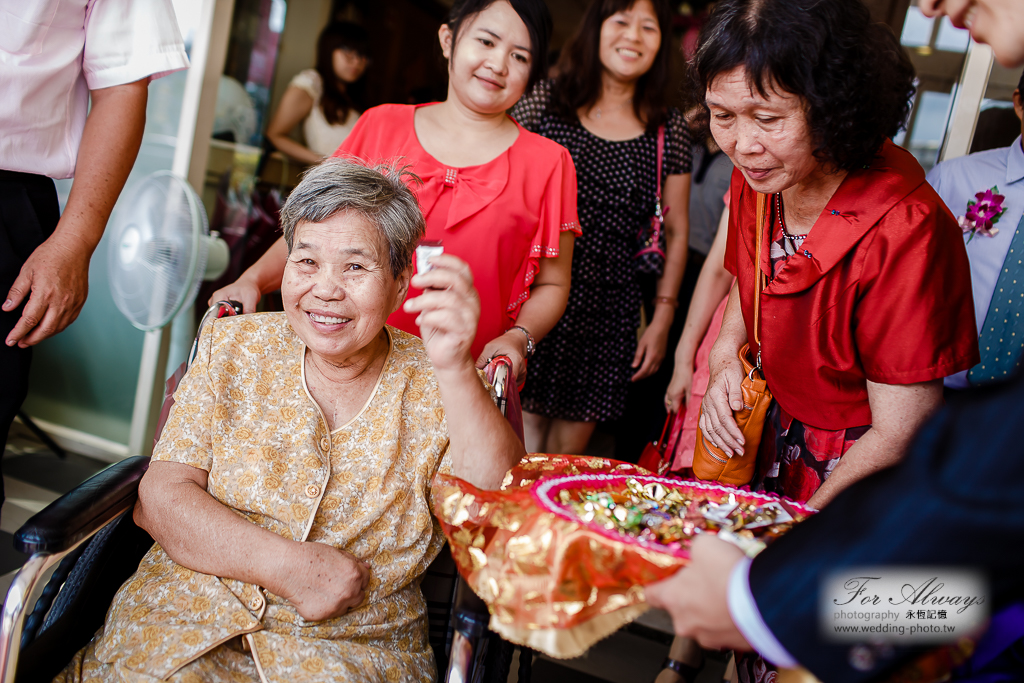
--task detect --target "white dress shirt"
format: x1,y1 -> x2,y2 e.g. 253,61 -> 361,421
727,556 -> 800,669
926,136 -> 1024,388
0,0 -> 189,179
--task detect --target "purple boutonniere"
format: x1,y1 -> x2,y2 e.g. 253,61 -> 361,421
958,187 -> 1007,243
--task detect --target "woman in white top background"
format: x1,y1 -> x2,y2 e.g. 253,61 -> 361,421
265,22 -> 369,164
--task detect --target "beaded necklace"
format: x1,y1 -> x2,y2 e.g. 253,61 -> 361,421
776,193 -> 808,240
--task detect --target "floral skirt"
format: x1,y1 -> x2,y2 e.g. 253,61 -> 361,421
752,403 -> 870,504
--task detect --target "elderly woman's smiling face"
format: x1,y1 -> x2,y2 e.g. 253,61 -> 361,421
282,211 -> 410,366
707,66 -> 822,196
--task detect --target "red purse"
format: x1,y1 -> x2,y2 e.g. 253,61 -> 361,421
638,408 -> 687,475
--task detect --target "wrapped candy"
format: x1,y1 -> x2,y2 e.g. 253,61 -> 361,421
537,475 -> 801,559
432,455 -> 814,659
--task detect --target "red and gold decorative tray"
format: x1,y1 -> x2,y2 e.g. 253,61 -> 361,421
531,473 -> 814,560
432,455 -> 813,659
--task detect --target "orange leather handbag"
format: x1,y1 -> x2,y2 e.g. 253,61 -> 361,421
693,193 -> 773,486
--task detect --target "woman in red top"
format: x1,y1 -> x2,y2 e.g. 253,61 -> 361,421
693,0 -> 979,512
212,0 -> 578,374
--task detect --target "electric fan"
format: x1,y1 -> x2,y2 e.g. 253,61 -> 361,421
107,171 -> 231,456
107,171 -> 230,330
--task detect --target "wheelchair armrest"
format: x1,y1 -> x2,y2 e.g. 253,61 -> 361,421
14,456 -> 151,556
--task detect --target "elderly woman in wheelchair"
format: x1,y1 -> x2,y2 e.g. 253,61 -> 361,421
54,159 -> 526,683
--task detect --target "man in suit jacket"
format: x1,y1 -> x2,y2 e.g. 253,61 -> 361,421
648,375 -> 1024,682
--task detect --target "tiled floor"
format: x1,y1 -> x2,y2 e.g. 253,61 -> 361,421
527,610 -> 728,683
0,420 -> 107,597
0,421 -> 721,683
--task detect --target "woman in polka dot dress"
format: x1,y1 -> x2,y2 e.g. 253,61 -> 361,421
513,0 -> 692,454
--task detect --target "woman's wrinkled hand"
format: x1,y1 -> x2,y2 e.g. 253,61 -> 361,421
277,542 -> 370,622
209,276 -> 262,314
403,253 -> 480,372
631,319 -> 670,381
699,350 -> 746,456
475,331 -> 527,379
664,361 -> 694,414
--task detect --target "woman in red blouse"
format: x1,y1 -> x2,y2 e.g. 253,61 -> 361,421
692,0 -> 979,513
212,0 -> 578,376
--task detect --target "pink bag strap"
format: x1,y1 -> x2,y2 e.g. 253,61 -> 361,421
634,125 -> 669,259
655,124 -> 665,213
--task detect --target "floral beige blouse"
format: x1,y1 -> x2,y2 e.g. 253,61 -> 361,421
56,313 -> 454,683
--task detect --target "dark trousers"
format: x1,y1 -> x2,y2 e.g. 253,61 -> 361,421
605,248 -> 708,463
0,171 -> 61,505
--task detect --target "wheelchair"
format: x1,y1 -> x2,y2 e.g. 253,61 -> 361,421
0,303 -> 531,683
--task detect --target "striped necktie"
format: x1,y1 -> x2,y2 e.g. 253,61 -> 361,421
968,213 -> 1024,385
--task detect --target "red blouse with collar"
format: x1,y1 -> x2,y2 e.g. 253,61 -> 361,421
333,103 -> 580,359
724,140 -> 979,430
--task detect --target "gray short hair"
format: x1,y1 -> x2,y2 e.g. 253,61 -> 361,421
280,158 -> 425,278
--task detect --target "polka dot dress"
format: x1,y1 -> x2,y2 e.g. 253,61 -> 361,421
512,81 -> 692,422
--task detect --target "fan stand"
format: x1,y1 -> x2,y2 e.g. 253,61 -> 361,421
117,0 -> 234,460
128,328 -> 174,457
124,234 -> 226,458
16,411 -> 67,460
124,172 -> 196,459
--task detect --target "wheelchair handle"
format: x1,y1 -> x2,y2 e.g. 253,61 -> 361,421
486,355 -> 513,417
186,301 -> 243,369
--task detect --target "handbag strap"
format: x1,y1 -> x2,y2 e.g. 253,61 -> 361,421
656,410 -> 673,451
753,192 -> 767,354
654,125 -> 665,218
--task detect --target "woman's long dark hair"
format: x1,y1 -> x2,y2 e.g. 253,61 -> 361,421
552,0 -> 674,131
315,22 -> 369,126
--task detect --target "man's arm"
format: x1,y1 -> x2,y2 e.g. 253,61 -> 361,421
3,78 -> 148,348
651,375 -> 1024,682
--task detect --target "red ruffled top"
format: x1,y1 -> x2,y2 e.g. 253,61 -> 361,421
334,104 -> 581,359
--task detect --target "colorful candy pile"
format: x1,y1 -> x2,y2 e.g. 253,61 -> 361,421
556,478 -> 799,556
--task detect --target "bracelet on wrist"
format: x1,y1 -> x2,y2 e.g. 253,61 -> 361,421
654,296 -> 679,308
508,325 -> 536,359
